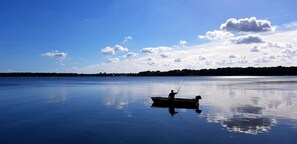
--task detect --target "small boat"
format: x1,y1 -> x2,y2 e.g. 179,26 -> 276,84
151,95 -> 201,109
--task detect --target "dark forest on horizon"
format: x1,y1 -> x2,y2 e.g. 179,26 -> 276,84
1,66 -> 297,77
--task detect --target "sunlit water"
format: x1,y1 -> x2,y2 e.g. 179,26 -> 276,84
0,76 -> 296,144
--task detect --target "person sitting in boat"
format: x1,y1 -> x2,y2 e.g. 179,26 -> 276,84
168,90 -> 178,99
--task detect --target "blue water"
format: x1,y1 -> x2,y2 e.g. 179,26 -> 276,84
0,76 -> 297,144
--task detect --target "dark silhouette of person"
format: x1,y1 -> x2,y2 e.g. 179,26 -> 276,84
168,90 -> 178,99
168,106 -> 178,116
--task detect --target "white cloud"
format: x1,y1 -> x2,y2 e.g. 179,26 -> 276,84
122,36 -> 133,43
228,54 -> 237,58
94,29 -> 296,72
174,58 -> 182,62
147,61 -> 157,65
101,45 -> 128,55
253,55 -> 274,63
282,22 -> 297,29
179,40 -> 187,45
198,30 -> 234,40
266,42 -> 293,49
140,46 -> 172,53
160,53 -> 171,58
228,34 -> 265,44
250,41 -> 294,53
140,48 -> 157,53
141,57 -> 156,65
42,51 -> 67,61
143,57 -> 153,61
124,52 -> 138,58
69,20 -> 297,73
237,56 -> 249,64
250,46 -> 261,52
107,58 -> 120,63
101,47 -> 115,55
277,49 -> 297,59
220,17 -> 274,33
198,56 -> 207,60
114,45 -> 128,52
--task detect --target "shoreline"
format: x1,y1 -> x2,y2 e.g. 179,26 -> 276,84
1,66 -> 297,77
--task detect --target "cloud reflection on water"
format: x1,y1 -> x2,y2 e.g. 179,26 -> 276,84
46,87 -> 67,104
195,79 -> 297,135
207,105 -> 277,135
98,77 -> 297,135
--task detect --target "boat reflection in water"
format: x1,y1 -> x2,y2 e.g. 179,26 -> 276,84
151,96 -> 202,116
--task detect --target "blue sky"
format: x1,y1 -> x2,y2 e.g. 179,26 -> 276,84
0,0 -> 297,73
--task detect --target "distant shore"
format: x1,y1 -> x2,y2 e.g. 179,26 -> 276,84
1,66 -> 297,77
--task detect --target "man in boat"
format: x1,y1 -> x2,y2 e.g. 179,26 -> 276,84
168,90 -> 178,99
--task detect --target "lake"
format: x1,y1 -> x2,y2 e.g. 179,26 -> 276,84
0,76 -> 296,144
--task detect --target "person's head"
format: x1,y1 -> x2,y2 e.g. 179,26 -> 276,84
171,90 -> 174,93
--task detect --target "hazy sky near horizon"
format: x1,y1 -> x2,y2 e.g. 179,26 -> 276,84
0,0 -> 297,73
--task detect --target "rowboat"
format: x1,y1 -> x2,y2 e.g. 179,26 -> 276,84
151,95 -> 201,109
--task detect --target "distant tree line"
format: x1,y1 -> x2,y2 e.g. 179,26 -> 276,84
0,72 -> 117,77
1,66 -> 297,77
134,66 -> 297,76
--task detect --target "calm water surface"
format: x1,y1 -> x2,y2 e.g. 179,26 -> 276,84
0,76 -> 297,144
